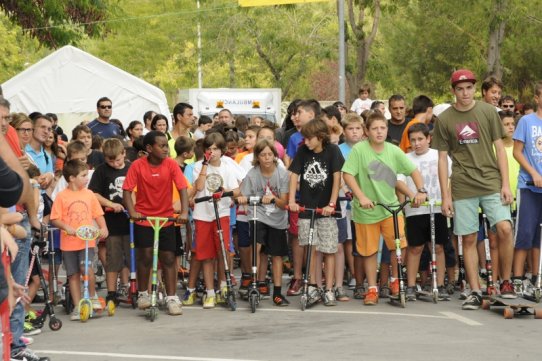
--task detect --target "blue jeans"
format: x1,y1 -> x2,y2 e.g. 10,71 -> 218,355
10,213 -> 31,353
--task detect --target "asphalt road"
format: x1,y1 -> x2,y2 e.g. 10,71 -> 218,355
30,284 -> 541,361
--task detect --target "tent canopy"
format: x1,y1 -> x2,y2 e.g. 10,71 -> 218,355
2,45 -> 170,138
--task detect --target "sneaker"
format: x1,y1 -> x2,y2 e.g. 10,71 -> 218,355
137,293 -> 151,310
10,347 -> 50,361
437,286 -> 450,301
323,289 -> 337,306
364,288 -> 379,305
216,286 -> 228,304
307,286 -> 321,306
390,279 -> 399,297
238,275 -> 251,296
181,290 -> 196,306
523,278 -> 535,297
258,283 -> 270,300
203,295 -> 216,309
23,322 -> 41,336
117,286 -> 129,299
462,291 -> 482,310
230,275 -> 237,286
287,278 -> 302,296
25,310 -> 37,322
70,307 -> 80,321
353,286 -> 365,299
92,296 -> 104,310
166,297 -> 183,315
348,278 -> 356,290
273,294 -> 290,307
379,285 -> 390,299
459,287 -> 471,300
500,280 -> 517,299
20,336 -> 34,345
335,287 -> 350,301
513,279 -> 523,296
406,286 -> 416,302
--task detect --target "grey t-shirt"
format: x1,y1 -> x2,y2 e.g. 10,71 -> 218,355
240,165 -> 289,229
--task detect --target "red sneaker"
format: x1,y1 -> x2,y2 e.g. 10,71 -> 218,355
390,279 -> 399,297
287,278 -> 302,296
364,288 -> 379,305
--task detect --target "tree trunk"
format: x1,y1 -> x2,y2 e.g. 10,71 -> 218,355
344,0 -> 381,104
487,0 -> 506,79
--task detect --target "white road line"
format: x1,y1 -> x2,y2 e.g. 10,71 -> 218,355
35,350 -> 260,361
183,306 -> 449,319
440,311 -> 483,326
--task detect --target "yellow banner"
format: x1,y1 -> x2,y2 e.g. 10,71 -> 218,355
239,0 -> 330,7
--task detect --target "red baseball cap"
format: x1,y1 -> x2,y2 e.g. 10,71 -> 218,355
450,69 -> 477,87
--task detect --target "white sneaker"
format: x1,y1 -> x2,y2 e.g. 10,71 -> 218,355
348,278 -> 356,290
166,297 -> 183,315
70,307 -> 80,321
137,293 -> 151,310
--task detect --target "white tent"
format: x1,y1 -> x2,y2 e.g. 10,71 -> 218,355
2,45 -> 171,138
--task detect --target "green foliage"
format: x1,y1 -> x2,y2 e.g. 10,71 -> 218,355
0,0 -> 113,48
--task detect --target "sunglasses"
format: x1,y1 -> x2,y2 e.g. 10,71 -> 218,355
99,105 -> 112,109
501,104 -> 514,109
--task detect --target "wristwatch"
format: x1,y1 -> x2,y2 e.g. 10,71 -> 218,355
417,188 -> 428,193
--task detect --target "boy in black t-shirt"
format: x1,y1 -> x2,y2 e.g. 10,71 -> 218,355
88,138 -> 131,305
288,118 -> 344,307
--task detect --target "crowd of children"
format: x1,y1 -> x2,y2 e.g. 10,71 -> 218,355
2,73 -> 542,359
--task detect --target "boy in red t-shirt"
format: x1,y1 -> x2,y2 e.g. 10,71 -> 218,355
123,131 -> 189,316
50,159 -> 108,320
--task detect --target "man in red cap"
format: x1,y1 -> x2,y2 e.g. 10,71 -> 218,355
431,69 -> 516,310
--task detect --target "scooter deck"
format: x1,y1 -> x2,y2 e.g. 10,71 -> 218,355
481,297 -> 542,319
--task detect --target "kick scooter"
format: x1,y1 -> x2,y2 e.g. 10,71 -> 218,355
132,216 -> 178,321
194,190 -> 237,311
26,226 -> 62,331
457,234 -> 466,292
481,213 -> 497,297
75,225 -> 109,322
376,199 -> 410,308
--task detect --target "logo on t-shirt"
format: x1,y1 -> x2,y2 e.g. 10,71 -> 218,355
456,122 -> 480,145
304,158 -> 328,189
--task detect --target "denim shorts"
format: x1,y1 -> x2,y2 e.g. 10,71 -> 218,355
453,193 -> 511,236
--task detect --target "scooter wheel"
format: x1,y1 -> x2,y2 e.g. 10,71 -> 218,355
228,294 -> 237,312
131,295 -> 138,309
80,302 -> 91,322
148,307 -> 158,322
49,317 -> 62,331
249,294 -> 257,313
534,308 -> 542,319
107,300 -> 116,317
400,293 -> 406,308
300,294 -> 307,311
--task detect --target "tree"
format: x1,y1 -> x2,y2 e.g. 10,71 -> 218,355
0,0 -> 112,48
344,0 -> 382,103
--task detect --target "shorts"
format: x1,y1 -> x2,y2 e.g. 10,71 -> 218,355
250,221 -> 289,257
345,210 -> 353,240
354,216 -> 406,257
351,220 -> 360,256
175,226 -> 184,256
237,221 -> 250,248
105,235 -> 131,273
515,188 -> 542,249
337,217 -> 348,244
63,248 -> 95,277
133,224 -> 176,253
298,217 -> 338,254
453,193 -> 511,236
288,211 -> 299,236
194,217 -> 230,261
405,213 -> 449,247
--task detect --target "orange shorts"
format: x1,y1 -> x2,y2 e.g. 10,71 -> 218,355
354,216 -> 406,257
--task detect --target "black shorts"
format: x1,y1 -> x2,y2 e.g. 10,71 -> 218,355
249,221 -> 288,257
134,224 -> 176,253
174,226 -> 184,256
406,213 -> 449,248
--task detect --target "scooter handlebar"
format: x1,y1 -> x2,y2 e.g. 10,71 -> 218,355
237,195 -> 276,205
131,216 -> 178,222
285,205 -> 326,215
195,190 -> 234,204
